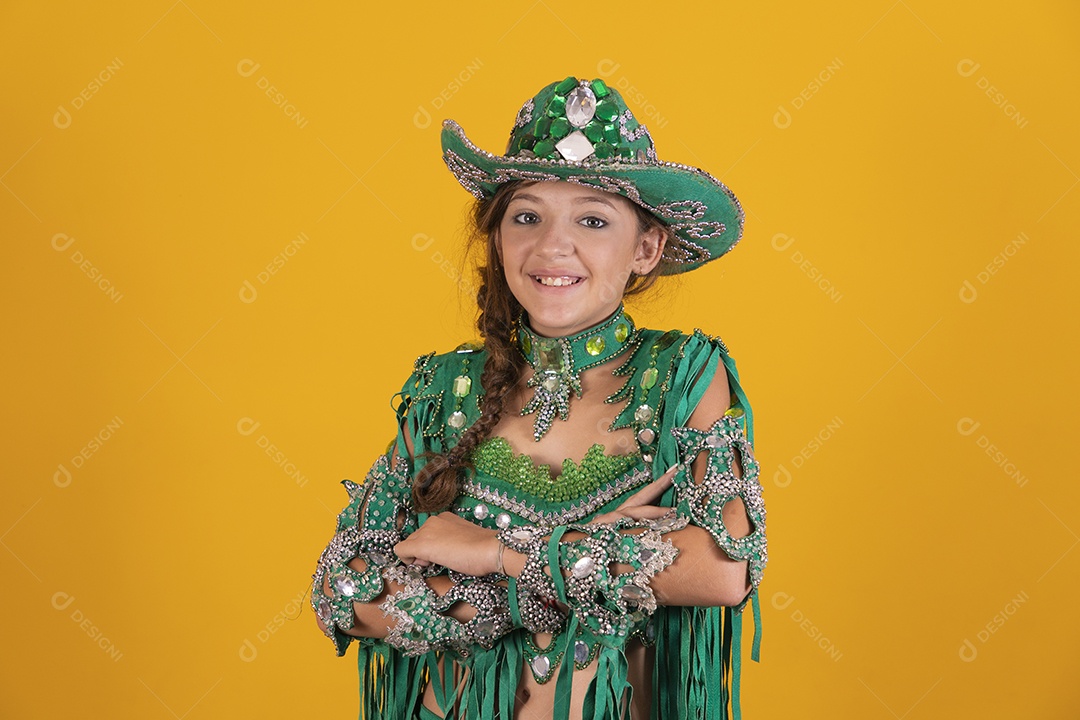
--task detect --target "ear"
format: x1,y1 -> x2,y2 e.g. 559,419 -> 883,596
632,225 -> 666,275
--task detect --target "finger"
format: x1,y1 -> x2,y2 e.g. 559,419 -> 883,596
393,540 -> 416,564
617,465 -> 679,509
619,505 -> 675,521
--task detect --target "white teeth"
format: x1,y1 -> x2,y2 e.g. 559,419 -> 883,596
535,276 -> 580,287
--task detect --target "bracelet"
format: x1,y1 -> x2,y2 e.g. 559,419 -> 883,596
495,538 -> 506,576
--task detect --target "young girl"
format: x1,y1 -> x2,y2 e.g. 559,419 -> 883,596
312,75 -> 768,720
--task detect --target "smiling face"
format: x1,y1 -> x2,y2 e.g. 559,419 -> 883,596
495,181 -> 666,338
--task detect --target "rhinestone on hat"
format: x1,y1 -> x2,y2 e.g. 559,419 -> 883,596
555,130 -> 595,162
565,84 -> 597,127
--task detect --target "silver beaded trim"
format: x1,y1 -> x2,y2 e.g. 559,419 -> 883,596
462,467 -> 652,526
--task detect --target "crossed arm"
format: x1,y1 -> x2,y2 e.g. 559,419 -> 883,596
315,363 -> 760,641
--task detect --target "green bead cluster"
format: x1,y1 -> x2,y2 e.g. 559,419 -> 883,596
510,75 -> 648,162
471,437 -> 641,503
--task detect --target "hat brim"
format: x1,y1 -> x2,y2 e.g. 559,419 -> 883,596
440,119 -> 745,274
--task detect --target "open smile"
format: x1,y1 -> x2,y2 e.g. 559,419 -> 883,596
531,274 -> 583,287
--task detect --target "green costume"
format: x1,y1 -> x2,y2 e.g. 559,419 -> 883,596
311,308 -> 767,719
312,75 -> 768,719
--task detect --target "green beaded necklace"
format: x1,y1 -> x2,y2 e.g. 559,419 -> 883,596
516,305 -> 638,441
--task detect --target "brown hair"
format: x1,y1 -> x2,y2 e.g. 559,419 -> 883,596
412,180 -> 670,512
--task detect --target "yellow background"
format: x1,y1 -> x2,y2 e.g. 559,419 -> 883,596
3,1 -> 1077,717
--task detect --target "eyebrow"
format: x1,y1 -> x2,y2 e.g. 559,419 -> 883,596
510,192 -> 617,209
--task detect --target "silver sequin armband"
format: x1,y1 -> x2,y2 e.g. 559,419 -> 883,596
671,414 -> 768,613
379,565 -> 513,657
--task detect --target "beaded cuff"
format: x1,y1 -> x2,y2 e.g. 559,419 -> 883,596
496,526 -> 566,633
311,453 -> 412,655
379,565 -> 513,657
671,413 -> 768,612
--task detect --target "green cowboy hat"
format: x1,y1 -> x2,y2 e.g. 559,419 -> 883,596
440,75 -> 745,274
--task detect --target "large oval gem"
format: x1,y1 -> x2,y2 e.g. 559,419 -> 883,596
574,640 -> 590,663
620,584 -> 649,603
586,336 -> 605,356
521,333 -> 533,355
614,322 -> 629,343
572,556 -> 596,578
566,85 -> 597,127
531,654 -> 551,677
511,529 -> 534,543
333,573 -> 358,597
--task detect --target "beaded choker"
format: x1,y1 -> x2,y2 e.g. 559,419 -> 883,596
516,306 -> 639,441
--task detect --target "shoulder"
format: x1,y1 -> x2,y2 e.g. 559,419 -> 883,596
394,340 -> 488,450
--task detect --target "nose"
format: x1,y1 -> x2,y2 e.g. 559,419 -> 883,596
534,219 -> 573,259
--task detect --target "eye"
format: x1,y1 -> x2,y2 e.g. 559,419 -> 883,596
580,216 -> 608,229
512,211 -> 540,225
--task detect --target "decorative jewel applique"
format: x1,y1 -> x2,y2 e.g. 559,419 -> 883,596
516,306 -> 639,441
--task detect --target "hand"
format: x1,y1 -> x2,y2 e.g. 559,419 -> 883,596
591,464 -> 680,525
394,511 -> 502,577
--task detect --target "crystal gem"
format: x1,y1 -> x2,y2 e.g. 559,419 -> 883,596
645,621 -> 656,641
473,503 -> 490,520
333,573 -> 358,597
705,435 -> 724,448
317,598 -> 331,622
531,654 -> 551,677
555,130 -> 595,162
571,556 -> 596,578
634,404 -> 653,423
533,139 -> 556,158
565,85 -> 597,127
654,330 -> 680,351
595,101 -> 618,122
496,512 -> 512,529
554,76 -> 578,95
537,341 -> 563,371
639,548 -> 654,562
574,640 -> 590,663
642,453 -> 653,463
550,117 -> 571,139
452,375 -> 472,397
448,411 -> 466,429
475,619 -> 495,636
407,627 -> 424,641
547,95 -> 567,117
637,428 -> 655,445
585,336 -> 605,356
511,529 -> 534,543
398,597 -> 419,611
591,79 -> 610,98
725,406 -> 745,418
614,322 -> 629,343
621,584 -> 649,603
541,374 -> 560,392
653,515 -> 678,531
640,367 -> 659,390
521,333 -> 532,355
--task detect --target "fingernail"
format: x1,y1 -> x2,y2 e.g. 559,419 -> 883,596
665,465 -> 679,476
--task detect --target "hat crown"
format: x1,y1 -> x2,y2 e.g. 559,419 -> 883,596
506,76 -> 657,164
